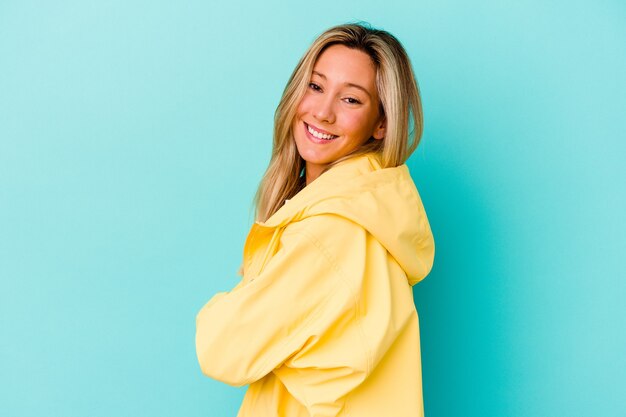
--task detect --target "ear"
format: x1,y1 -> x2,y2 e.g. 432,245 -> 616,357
372,115 -> 386,140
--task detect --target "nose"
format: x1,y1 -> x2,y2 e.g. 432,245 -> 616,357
312,94 -> 335,124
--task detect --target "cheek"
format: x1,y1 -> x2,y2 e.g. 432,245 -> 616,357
342,112 -> 371,134
292,102 -> 306,130
296,94 -> 315,114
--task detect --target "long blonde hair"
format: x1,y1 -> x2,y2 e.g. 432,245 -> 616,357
252,21 -> 424,222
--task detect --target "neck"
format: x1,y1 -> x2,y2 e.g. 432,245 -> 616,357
305,164 -> 324,186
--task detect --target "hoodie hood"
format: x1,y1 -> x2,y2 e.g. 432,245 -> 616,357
256,152 -> 435,286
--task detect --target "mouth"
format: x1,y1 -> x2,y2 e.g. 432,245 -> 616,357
303,122 -> 339,143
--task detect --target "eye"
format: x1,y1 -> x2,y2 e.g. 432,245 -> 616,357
345,97 -> 361,105
308,82 -> 321,91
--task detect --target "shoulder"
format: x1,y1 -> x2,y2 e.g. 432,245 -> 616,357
282,213 -> 366,246
278,214 -> 368,277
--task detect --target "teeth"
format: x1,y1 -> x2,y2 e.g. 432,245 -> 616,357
307,124 -> 337,140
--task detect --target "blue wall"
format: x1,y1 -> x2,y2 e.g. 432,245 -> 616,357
1,1 -> 623,416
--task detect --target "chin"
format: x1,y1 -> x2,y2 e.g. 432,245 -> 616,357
297,150 -> 329,166
295,140 -> 332,164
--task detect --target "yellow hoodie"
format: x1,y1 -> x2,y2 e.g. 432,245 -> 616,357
195,152 -> 435,417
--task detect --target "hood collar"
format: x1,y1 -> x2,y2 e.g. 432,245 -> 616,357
256,152 -> 435,286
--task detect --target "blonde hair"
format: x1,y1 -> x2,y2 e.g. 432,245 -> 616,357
252,21 -> 424,222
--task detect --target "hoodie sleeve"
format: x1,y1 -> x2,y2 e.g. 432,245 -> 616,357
195,216 -> 360,387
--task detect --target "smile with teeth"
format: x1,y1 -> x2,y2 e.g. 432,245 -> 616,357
306,123 -> 338,140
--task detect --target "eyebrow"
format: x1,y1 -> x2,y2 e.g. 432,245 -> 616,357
312,71 -> 371,99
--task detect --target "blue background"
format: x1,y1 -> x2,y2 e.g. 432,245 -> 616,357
1,1 -> 624,416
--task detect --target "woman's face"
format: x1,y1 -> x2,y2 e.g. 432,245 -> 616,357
292,44 -> 386,184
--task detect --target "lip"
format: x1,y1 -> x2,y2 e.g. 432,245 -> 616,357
305,122 -> 336,136
303,122 -> 339,144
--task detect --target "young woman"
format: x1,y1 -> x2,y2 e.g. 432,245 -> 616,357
196,22 -> 436,417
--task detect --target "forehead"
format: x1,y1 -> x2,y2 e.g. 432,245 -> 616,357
313,44 -> 377,90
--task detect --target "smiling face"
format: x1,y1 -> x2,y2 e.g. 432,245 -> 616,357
292,44 -> 386,184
